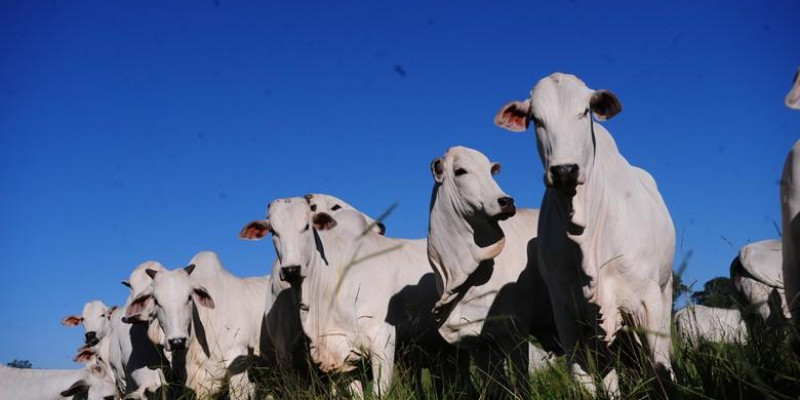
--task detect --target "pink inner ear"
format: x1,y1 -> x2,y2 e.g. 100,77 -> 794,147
239,221 -> 268,240
493,101 -> 531,132
74,349 -> 95,363
193,288 -> 215,309
61,316 -> 83,327
125,295 -> 151,319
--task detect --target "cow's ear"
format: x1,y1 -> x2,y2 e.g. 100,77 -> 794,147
313,212 -> 337,231
121,280 -> 132,288
787,68 -> 800,110
491,162 -> 502,176
192,286 -> 215,309
61,315 -> 83,327
494,100 -> 531,132
145,268 -> 159,279
239,220 -> 270,240
60,380 -> 89,397
125,291 -> 153,322
431,158 -> 444,183
73,348 -> 96,363
590,90 -> 622,121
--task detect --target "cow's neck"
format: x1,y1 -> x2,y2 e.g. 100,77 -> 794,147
299,230 -> 358,338
428,185 -> 506,311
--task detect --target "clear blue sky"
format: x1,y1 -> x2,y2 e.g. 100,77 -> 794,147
1,1 -> 798,368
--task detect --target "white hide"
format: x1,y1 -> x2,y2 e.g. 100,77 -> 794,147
249,198 -> 446,397
0,360 -> 117,400
427,146 -> 558,393
496,73 -> 675,396
731,239 -> 790,323
782,140 -> 800,345
126,252 -> 269,400
675,305 -> 747,345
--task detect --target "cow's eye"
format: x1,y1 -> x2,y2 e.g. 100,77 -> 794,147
331,204 -> 342,211
303,223 -> 310,232
532,116 -> 544,128
310,204 -> 317,212
580,108 -> 590,118
455,168 -> 467,176
153,298 -> 160,306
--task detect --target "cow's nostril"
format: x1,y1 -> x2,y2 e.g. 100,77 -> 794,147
168,337 -> 187,350
497,197 -> 515,208
550,164 -> 579,187
281,265 -> 302,282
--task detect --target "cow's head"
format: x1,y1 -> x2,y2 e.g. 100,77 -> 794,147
125,265 -> 215,352
304,193 -> 386,235
495,72 -> 622,193
61,300 -> 114,347
239,197 -> 337,283
787,67 -> 800,110
431,146 -> 515,221
121,261 -> 165,324
61,357 -> 117,400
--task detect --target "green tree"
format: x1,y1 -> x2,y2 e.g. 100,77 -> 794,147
691,277 -> 737,308
7,359 -> 32,369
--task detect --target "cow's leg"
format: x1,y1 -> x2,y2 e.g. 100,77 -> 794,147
226,351 -> 256,400
643,281 -> 674,380
602,369 -> 620,398
510,340 -> 531,398
370,328 -> 396,398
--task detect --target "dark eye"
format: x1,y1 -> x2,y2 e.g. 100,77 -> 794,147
580,108 -> 590,118
153,298 -> 160,306
532,116 -> 544,128
303,223 -> 310,231
331,204 -> 342,211
309,204 -> 317,212
455,168 -> 467,176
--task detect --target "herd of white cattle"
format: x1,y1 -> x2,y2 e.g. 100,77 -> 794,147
3,72 -> 800,400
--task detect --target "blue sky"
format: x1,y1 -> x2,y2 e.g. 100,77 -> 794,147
1,1 -> 798,368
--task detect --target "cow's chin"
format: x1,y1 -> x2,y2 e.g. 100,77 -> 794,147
491,209 -> 516,221
551,183 -> 577,197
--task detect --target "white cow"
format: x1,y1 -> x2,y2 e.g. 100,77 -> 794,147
675,305 -> 748,345
495,72 -> 675,396
730,239 -> 790,324
240,197 -> 454,398
427,146 -> 558,396
0,356 -> 117,400
782,69 -> 800,353
126,252 -> 269,400
106,261 -> 169,399
62,300 -> 116,348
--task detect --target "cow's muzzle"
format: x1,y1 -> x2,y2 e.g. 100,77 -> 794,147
280,265 -> 302,283
495,196 -> 516,220
168,337 -> 188,351
84,331 -> 99,346
550,164 -> 579,193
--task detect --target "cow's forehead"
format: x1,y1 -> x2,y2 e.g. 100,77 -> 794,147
531,73 -> 591,115
83,301 -> 107,316
445,146 -> 490,168
152,269 -> 191,296
268,198 -> 310,226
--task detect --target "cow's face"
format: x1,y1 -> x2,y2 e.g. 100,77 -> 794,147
62,301 -> 113,346
787,68 -> 800,110
305,193 -> 386,235
495,73 -> 622,193
431,146 -> 515,220
239,197 -> 336,283
125,265 -> 214,352
60,359 -> 117,400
